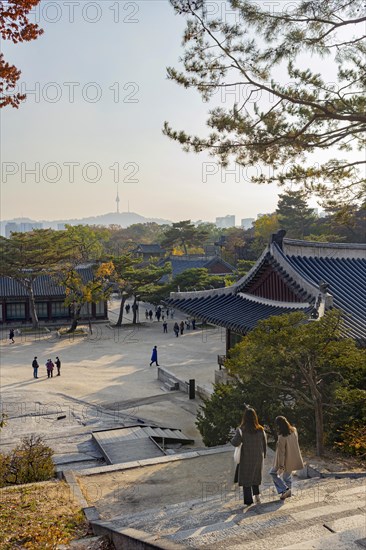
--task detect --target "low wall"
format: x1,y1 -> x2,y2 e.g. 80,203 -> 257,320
158,367 -> 188,393
91,523 -> 184,550
157,367 -> 213,400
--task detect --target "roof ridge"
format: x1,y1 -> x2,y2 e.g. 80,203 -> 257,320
283,238 -> 366,259
237,292 -> 310,309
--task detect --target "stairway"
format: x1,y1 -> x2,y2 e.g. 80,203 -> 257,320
94,476 -> 365,549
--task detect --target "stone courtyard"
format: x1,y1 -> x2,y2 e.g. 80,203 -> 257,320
0,299 -> 225,461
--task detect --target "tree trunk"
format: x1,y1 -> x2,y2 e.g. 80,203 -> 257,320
132,296 -> 138,324
27,283 -> 39,329
301,361 -> 325,456
314,397 -> 324,456
67,304 -> 81,333
115,294 -> 127,326
87,303 -> 93,335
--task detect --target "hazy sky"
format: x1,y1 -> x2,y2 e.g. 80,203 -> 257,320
2,0 -> 321,224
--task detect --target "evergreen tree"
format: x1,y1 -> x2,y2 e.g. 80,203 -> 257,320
276,190 -> 317,239
225,310 -> 365,456
112,256 -> 171,325
166,0 -> 366,209
161,220 -> 209,255
0,230 -> 68,328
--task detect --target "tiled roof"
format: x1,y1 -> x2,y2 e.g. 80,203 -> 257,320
0,267 -> 94,299
286,254 -> 366,341
167,236 -> 366,343
169,292 -> 312,334
135,244 -> 165,254
170,258 -> 211,277
160,255 -> 234,281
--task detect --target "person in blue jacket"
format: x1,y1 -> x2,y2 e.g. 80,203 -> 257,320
150,345 -> 159,367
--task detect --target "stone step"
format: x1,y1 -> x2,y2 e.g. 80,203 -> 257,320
105,477 -> 365,549
161,379 -> 179,391
280,525 -> 366,550
165,479 -> 366,548
169,508 -> 365,548
109,476 -> 364,535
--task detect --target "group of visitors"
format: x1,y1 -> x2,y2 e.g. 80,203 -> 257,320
172,319 -> 196,337
32,356 -> 61,379
145,307 -> 175,321
142,304 -> 196,338
231,407 -> 304,507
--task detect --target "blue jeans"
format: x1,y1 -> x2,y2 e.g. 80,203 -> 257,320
269,467 -> 292,494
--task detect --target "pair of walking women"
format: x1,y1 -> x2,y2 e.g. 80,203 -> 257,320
231,409 -> 303,507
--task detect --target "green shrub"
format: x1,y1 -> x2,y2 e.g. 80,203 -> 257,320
0,435 -> 54,487
196,383 -> 248,446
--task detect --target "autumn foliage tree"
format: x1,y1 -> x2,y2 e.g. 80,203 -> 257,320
1,0 -> 44,108
62,262 -> 115,333
55,225 -> 113,332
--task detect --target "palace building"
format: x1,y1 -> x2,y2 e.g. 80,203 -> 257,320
168,231 -> 366,352
0,266 -> 108,325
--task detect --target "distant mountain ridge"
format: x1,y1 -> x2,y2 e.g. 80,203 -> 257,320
1,212 -> 172,235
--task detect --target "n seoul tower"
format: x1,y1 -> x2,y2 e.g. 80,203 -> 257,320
116,186 -> 120,214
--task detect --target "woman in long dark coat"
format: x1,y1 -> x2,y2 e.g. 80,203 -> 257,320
231,408 -> 267,506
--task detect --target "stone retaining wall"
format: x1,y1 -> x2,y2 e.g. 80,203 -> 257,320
157,367 -> 213,400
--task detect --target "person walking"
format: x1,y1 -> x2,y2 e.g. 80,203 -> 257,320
231,408 -> 267,508
156,307 -> 161,322
46,359 -> 54,378
269,416 -> 304,500
179,320 -> 184,335
32,356 -> 39,379
149,309 -> 153,321
55,356 -> 61,376
173,322 -> 179,337
9,328 -> 15,344
163,321 -> 168,333
145,309 -> 149,320
149,345 -> 159,367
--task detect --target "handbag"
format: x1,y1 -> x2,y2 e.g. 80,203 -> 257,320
233,428 -> 242,464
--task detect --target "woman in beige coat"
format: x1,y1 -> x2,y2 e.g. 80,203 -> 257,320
270,416 -> 304,500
